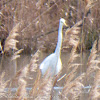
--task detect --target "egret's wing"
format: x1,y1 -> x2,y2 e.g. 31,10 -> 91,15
40,53 -> 57,75
40,53 -> 54,68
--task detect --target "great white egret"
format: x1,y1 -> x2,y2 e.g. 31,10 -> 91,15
40,18 -> 67,76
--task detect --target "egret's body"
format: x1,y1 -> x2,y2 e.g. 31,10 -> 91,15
40,18 -> 66,76
40,53 -> 62,76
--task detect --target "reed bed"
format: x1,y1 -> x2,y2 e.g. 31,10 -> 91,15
0,0 -> 100,52
0,0 -> 100,100
0,27 -> 99,100
61,42 -> 85,100
0,39 -> 99,100
34,74 -> 53,100
4,23 -> 20,52
0,72 -> 9,97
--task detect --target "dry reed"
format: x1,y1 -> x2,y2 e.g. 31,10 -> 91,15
34,73 -> 54,100
14,78 -> 27,100
28,50 -> 40,72
0,72 -> 9,97
86,40 -> 100,100
4,23 -> 20,52
9,50 -> 39,100
11,49 -> 23,60
0,1 -> 100,100
89,69 -> 100,100
15,64 -> 29,80
84,0 -> 97,17
0,0 -> 99,51
61,44 -> 85,100
12,50 -> 39,85
85,40 -> 100,78
63,20 -> 82,50
62,73 -> 85,100
67,47 -> 81,70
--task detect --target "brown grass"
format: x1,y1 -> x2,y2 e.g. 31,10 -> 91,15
61,44 -> 85,100
0,0 -> 100,100
86,40 -> 100,100
0,0 -> 99,52
5,50 -> 40,100
14,50 -> 39,80
0,72 -> 9,97
85,40 -> 100,80
34,74 -> 54,100
4,23 -> 20,52
14,78 -> 27,100
63,20 -> 82,50
0,34 -> 99,100
89,69 -> 100,100
62,73 -> 85,100
11,49 -> 23,60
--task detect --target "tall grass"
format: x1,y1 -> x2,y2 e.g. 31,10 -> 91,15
0,40 -> 99,100
0,72 -> 9,97
4,23 -> 20,52
0,0 -> 100,100
0,0 -> 100,52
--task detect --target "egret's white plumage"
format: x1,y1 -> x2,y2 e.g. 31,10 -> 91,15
40,18 -> 67,76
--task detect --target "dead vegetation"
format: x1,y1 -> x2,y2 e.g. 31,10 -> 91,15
0,39 -> 99,100
0,72 -> 9,97
0,0 -> 100,52
0,0 -> 100,100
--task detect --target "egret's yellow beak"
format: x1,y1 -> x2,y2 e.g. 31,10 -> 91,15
65,23 -> 68,27
64,21 -> 68,27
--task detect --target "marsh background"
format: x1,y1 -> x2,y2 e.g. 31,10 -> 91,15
0,0 -> 100,100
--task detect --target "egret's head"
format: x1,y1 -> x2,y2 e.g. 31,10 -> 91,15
60,18 -> 68,27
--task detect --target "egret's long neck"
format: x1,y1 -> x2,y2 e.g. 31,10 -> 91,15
55,22 -> 63,57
